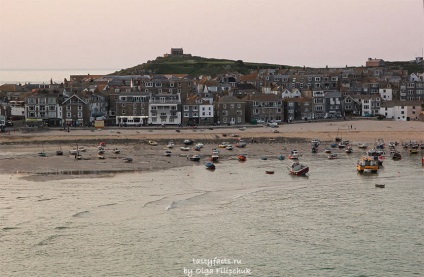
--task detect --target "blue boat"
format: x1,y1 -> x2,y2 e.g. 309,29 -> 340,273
205,162 -> 216,170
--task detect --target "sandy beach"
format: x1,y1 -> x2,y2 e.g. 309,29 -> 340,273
1,119 -> 423,180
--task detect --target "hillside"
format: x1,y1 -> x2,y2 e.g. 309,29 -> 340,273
111,55 -> 294,76
111,55 -> 424,77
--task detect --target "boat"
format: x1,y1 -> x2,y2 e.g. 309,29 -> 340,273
194,145 -> 202,151
265,170 -> 275,174
113,148 -> 120,154
212,149 -> 220,155
330,143 -> 338,148
288,161 -> 309,176
375,138 -> 385,149
236,140 -> 247,148
367,149 -> 385,166
98,149 -> 105,155
164,150 -> 172,156
77,147 -> 86,152
98,154 -> 105,159
99,142 -> 107,147
56,145 -> 63,156
358,143 -> 368,149
218,143 -> 228,148
335,129 -> 342,142
123,157 -> 133,163
180,146 -> 190,151
338,142 -> 347,148
238,154 -> 247,161
375,184 -> 385,188
328,153 -> 337,159
210,155 -> 220,162
410,148 -> 418,154
345,146 -> 353,153
324,148 -> 332,154
167,141 -> 175,148
392,152 -> 402,161
288,150 -> 299,160
75,154 -> 82,160
148,140 -> 158,146
38,151 -> 47,157
357,156 -> 379,173
183,139 -> 194,145
261,156 -> 268,160
195,143 -> 204,149
311,146 -> 318,153
205,162 -> 216,170
69,149 -> 79,155
278,155 -> 285,160
187,155 -> 201,161
311,139 -> 321,145
226,145 -> 233,150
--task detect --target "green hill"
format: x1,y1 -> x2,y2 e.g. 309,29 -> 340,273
111,55 -> 292,76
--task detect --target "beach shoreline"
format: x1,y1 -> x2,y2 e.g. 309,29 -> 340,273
1,120 -> 422,181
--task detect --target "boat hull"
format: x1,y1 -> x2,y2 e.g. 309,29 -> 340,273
289,166 -> 309,176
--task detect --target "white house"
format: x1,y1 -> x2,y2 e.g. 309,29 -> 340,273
380,100 -> 423,121
379,87 -> 393,101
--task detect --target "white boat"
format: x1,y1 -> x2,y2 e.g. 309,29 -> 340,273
187,155 -> 201,161
167,142 -> 175,148
195,143 -> 204,148
288,150 -> 299,159
180,146 -> 190,151
164,150 -> 172,156
113,148 -> 120,154
123,157 -> 133,163
288,161 -> 309,176
226,145 -> 233,150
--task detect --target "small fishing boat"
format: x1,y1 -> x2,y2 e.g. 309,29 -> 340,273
345,146 -> 353,154
357,156 -> 379,173
194,145 -> 202,151
205,162 -> 216,170
261,156 -> 268,160
212,149 -> 220,155
288,161 -> 309,176
409,148 -> 418,154
77,147 -> 86,152
330,143 -> 338,148
195,143 -> 204,148
148,140 -> 158,146
278,155 -> 285,160
98,154 -> 105,159
375,184 -> 385,188
265,170 -> 274,174
75,154 -> 82,160
113,148 -> 120,154
358,143 -> 368,149
56,145 -> 63,156
167,141 -> 175,148
187,155 -> 201,161
392,151 -> 402,160
288,150 -> 299,160
123,157 -> 133,163
218,143 -> 228,148
238,154 -> 247,161
69,149 -> 79,155
180,146 -> 190,151
328,153 -> 337,159
183,139 -> 194,145
164,150 -> 172,156
98,149 -> 105,155
324,148 -> 332,154
226,145 -> 233,150
236,140 -> 247,148
210,155 -> 219,162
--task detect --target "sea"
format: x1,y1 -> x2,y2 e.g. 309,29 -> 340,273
1,152 -> 423,277
0,69 -> 119,85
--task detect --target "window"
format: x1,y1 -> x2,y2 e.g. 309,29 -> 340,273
122,109 -> 126,114
67,112 -> 71,117
237,104 -> 241,108
223,104 -> 227,109
222,111 -> 228,116
160,112 -> 166,116
170,83 -> 174,87
237,117 -> 241,123
78,105 -> 82,110
67,106 -> 71,111
184,106 -> 189,111
230,104 -> 234,109
28,98 -> 36,104
78,112 -> 82,118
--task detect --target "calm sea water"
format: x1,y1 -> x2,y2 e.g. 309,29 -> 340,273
0,151 -> 423,276
0,69 -> 118,84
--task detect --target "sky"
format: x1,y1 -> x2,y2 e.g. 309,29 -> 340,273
1,0 -> 424,70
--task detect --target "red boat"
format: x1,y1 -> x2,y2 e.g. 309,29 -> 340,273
238,154 -> 247,161
288,161 -> 309,176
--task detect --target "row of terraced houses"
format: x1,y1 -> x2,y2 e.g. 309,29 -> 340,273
1,57 -> 423,127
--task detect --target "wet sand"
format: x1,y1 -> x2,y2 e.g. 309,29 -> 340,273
1,120 -> 422,181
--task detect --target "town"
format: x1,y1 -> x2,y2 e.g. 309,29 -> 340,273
1,48 -> 423,130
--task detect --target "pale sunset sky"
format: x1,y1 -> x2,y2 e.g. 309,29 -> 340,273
1,0 -> 423,70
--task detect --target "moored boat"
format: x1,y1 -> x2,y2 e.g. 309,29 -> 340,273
180,146 -> 190,151
265,170 -> 275,174
123,157 -> 133,163
113,148 -> 120,154
187,155 -> 201,161
205,162 -> 216,170
357,156 -> 379,173
328,153 -> 337,159
392,151 -> 402,160
358,143 -> 368,149
164,150 -> 172,156
288,149 -> 299,160
238,154 -> 247,161
345,146 -> 353,153
148,140 -> 158,146
288,161 -> 309,176
210,155 -> 219,162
